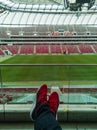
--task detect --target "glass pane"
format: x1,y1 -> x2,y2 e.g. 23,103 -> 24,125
0,64 -> 97,105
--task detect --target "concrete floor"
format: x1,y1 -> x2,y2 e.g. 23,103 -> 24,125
0,122 -> 97,130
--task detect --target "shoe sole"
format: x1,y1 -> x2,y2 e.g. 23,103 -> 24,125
30,95 -> 37,121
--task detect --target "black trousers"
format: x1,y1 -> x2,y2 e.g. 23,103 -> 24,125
34,105 -> 62,130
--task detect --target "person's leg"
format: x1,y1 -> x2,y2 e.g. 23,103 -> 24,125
30,84 -> 48,121
34,110 -> 62,130
30,84 -> 62,130
48,92 -> 59,118
34,92 -> 62,130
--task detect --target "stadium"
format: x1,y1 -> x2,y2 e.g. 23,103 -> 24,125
0,0 -> 97,129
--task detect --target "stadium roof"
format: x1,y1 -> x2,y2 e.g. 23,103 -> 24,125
0,0 -> 65,13
0,0 -> 97,37
0,11 -> 97,27
0,0 -> 97,26
0,0 -> 97,13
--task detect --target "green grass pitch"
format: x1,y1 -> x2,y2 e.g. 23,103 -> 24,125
1,54 -> 97,86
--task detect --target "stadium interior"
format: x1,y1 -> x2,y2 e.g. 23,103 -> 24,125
1,0 -> 97,129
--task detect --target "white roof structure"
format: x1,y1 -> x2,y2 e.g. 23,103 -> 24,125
0,11 -> 97,26
0,0 -> 97,37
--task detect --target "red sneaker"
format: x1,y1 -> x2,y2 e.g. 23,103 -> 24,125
30,84 -> 48,121
48,92 -> 59,117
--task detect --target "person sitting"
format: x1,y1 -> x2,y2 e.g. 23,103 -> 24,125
30,84 -> 62,130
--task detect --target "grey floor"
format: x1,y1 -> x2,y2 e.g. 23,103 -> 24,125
0,122 -> 97,130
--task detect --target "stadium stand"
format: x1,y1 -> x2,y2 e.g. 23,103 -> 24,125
1,0 -> 97,129
1,44 -> 97,55
0,49 -> 4,55
6,45 -> 19,55
78,44 -> 94,53
36,44 -> 49,54
62,44 -> 79,54
92,44 -> 97,52
20,45 -> 34,54
50,44 -> 62,53
0,45 -> 7,50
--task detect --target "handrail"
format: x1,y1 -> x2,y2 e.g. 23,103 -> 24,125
0,64 -> 97,66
